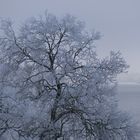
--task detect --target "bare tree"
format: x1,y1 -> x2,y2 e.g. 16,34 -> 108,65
0,12 -> 139,140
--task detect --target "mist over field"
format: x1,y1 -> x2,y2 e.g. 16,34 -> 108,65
117,82 -> 140,140
118,83 -> 140,120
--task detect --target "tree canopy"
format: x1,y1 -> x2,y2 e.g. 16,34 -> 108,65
0,12 -> 138,140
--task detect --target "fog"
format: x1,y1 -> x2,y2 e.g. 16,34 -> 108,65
0,0 -> 140,139
118,83 -> 140,122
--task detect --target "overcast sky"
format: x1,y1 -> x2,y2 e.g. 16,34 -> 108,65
0,0 -> 140,75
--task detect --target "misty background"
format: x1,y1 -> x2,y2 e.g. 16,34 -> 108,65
0,0 -> 140,122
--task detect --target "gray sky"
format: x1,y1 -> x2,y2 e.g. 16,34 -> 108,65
0,0 -> 140,75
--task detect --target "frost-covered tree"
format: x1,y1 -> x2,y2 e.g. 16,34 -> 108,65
0,12 -> 139,140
